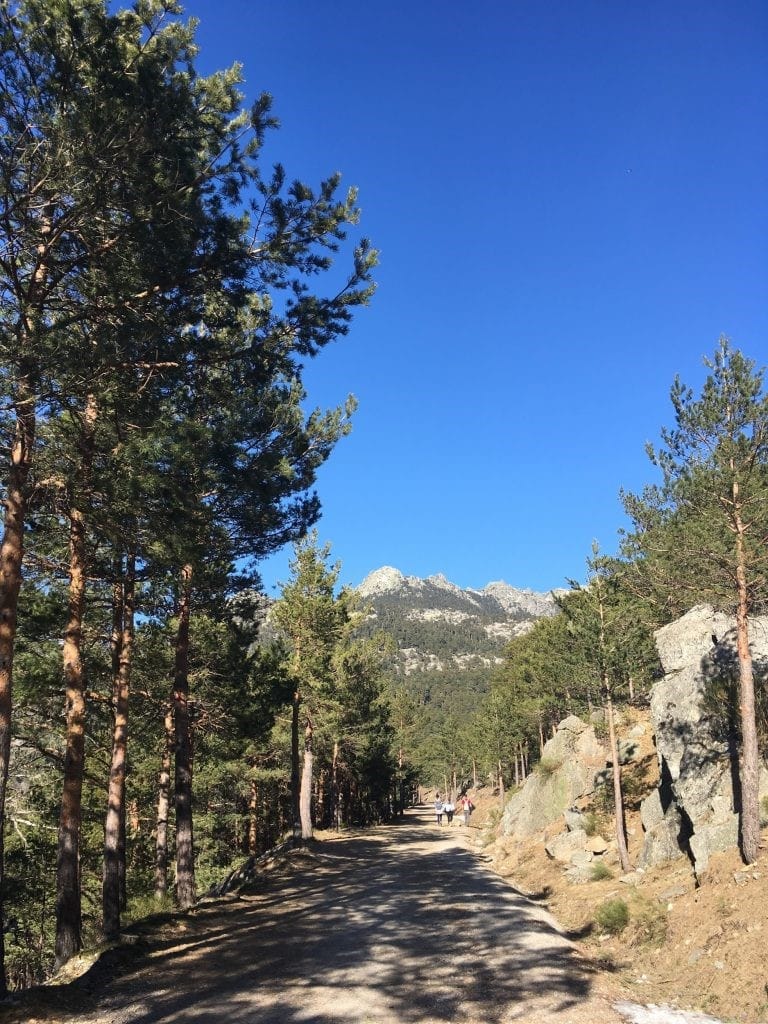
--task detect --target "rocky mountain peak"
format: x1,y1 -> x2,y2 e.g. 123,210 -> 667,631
479,581 -> 558,618
357,566 -> 405,597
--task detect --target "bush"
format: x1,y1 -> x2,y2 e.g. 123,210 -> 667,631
594,898 -> 629,935
629,900 -> 668,947
590,860 -> 613,881
760,795 -> 768,827
582,811 -> 598,837
125,893 -> 175,927
534,756 -> 563,777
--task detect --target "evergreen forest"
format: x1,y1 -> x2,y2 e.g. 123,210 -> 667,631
1,0 -> 767,1000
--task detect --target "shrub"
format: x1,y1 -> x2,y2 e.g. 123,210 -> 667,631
486,806 -> 502,828
629,900 -> 668,947
594,898 -> 629,935
534,756 -> 563,777
125,893 -> 175,927
590,860 -> 613,881
760,795 -> 768,827
582,811 -> 598,837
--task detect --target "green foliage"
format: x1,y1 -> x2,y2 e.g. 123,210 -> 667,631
534,756 -> 563,777
621,338 -> 768,615
589,860 -> 613,881
267,537 -> 398,830
628,899 -> 668,947
594,898 -> 630,935
582,812 -> 598,837
0,0 -> 378,991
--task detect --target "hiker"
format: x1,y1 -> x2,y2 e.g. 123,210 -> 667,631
435,794 -> 444,826
460,794 -> 474,825
444,798 -> 455,825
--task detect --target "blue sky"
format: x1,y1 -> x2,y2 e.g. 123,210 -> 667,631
183,0 -> 767,595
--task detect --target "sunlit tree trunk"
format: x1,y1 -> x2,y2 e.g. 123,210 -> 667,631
291,689 -> 301,839
331,740 -> 341,831
55,393 -> 97,967
606,682 -> 631,873
154,704 -> 174,900
248,779 -> 259,856
173,564 -> 195,909
299,716 -> 314,840
734,514 -> 760,863
103,555 -> 135,939
0,379 -> 35,994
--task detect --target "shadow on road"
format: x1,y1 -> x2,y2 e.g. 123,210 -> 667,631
55,809 -> 604,1023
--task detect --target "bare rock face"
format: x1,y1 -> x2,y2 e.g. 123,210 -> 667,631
654,604 -> 732,675
501,716 -> 606,839
640,606 -> 768,874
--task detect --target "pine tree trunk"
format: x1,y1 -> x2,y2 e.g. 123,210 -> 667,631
498,759 -> 505,809
154,704 -> 173,900
103,556 -> 135,940
173,564 -> 196,909
734,522 -> 760,864
248,779 -> 259,856
300,717 -> 314,840
291,690 -> 301,838
331,740 -> 340,831
0,387 -> 35,995
55,394 -> 97,967
316,770 -> 326,828
55,512 -> 88,966
120,798 -> 131,913
606,686 -> 631,873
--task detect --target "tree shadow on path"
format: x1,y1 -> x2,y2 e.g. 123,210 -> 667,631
55,809 -> 609,1024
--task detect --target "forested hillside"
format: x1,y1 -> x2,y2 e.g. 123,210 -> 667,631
1,0 -> 766,1007
353,567 -> 557,786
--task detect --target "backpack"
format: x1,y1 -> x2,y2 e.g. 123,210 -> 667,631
435,800 -> 443,811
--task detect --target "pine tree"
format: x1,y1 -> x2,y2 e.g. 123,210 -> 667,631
0,0 -> 257,978
622,339 -> 768,863
271,535 -> 347,841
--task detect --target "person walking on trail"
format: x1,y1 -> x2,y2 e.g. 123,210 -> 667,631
460,794 -> 474,826
434,794 -> 444,826
444,798 -> 455,825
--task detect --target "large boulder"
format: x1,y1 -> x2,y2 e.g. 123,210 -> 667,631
545,828 -> 588,863
638,789 -> 687,869
501,716 -> 605,839
641,606 -> 768,874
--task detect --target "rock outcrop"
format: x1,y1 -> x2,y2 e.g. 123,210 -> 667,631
501,716 -> 606,838
640,605 -> 768,874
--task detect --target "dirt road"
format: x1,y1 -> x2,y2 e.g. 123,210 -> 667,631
40,809 -> 632,1024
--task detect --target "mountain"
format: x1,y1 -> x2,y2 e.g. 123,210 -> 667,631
356,566 -> 557,679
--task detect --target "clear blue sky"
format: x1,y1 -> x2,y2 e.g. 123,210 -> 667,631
182,0 -> 767,595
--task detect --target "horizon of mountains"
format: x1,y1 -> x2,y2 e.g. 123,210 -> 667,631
354,567 -> 558,697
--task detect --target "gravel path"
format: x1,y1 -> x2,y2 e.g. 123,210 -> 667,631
39,810 -> 687,1024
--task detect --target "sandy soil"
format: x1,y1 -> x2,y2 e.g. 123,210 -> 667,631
6,808 -> 629,1024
